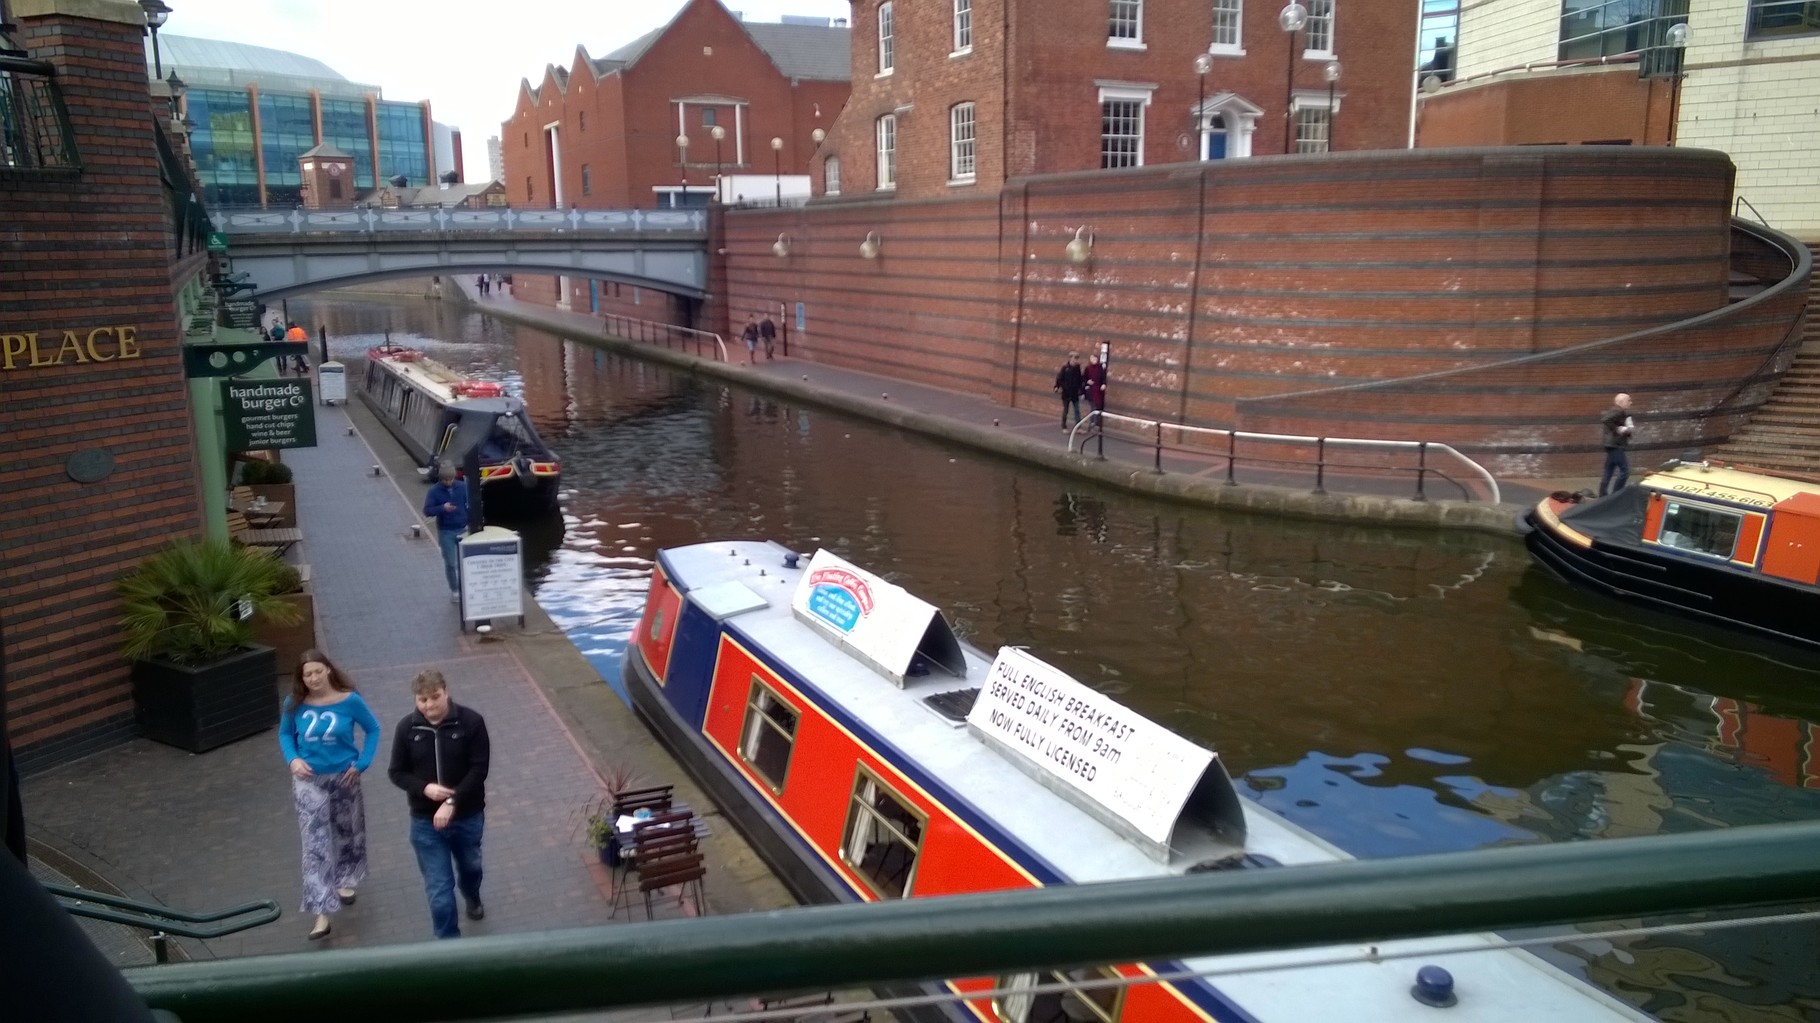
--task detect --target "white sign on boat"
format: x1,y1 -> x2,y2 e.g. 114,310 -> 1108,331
968,646 -> 1218,854
790,549 -> 964,687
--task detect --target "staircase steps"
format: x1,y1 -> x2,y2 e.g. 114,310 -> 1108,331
1709,249 -> 1819,472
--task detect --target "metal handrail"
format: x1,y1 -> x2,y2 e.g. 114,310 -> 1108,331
1069,410 -> 1501,504
46,883 -> 279,964
126,820 -> 1820,1023
599,312 -> 729,363
1734,195 -> 1769,225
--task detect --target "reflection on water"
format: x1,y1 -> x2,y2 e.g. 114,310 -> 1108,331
292,295 -> 1820,1019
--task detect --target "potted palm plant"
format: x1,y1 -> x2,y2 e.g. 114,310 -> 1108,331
119,540 -> 301,753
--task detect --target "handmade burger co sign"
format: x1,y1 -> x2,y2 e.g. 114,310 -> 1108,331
2,326 -> 143,370
221,379 -> 316,451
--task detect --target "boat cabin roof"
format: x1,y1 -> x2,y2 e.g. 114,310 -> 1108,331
1642,463 -> 1820,509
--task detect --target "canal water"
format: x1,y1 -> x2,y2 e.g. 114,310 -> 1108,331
297,295 -> 1820,1021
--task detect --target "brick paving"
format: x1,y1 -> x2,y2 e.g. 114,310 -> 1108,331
21,396 -> 750,961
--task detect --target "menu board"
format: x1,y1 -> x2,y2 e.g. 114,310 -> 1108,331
459,527 -> 523,624
967,646 -> 1214,847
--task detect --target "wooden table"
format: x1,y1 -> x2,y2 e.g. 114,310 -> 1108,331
230,500 -> 287,527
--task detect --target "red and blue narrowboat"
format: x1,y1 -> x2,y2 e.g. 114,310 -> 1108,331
1523,460 -> 1820,651
624,541 -> 1654,1023
359,341 -> 561,516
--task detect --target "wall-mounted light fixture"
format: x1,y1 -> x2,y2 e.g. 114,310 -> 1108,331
1065,226 -> 1094,265
859,230 -> 882,260
139,0 -> 171,79
812,127 -> 827,145
773,232 -> 793,258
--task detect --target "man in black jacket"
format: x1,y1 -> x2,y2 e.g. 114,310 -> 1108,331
389,669 -> 491,938
1598,392 -> 1635,497
1054,352 -> 1085,431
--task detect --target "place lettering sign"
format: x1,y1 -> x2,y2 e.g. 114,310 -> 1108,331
1,327 -> 142,371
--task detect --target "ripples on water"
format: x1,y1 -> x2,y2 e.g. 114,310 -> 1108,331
297,295 -> 1820,1021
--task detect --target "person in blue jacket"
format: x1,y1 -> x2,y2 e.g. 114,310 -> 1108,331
423,462 -> 469,602
279,648 -> 381,941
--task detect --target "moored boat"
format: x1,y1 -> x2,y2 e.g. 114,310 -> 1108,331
1521,459 -> 1820,652
357,341 -> 560,516
623,541 -> 1654,1023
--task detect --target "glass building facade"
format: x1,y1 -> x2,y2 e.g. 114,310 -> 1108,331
257,92 -> 315,207
320,97 -> 376,189
187,88 -> 259,206
376,101 -> 429,186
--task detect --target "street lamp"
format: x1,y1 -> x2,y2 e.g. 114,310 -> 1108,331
139,0 -> 171,79
710,124 -> 726,203
676,133 -> 690,205
1323,60 -> 1341,152
1279,1 -> 1307,154
1665,22 -> 1689,147
1193,52 -> 1214,160
770,136 -> 784,204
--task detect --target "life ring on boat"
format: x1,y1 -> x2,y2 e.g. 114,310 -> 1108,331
451,381 -> 504,398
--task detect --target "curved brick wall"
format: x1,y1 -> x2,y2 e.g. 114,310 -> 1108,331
719,146 -> 1801,477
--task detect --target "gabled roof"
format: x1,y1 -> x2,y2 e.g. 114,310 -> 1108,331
593,16 -> 850,82
301,142 -> 352,159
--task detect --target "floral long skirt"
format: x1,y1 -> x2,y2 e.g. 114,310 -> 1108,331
292,773 -> 368,914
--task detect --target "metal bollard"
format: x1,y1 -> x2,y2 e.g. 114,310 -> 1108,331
370,465 -> 382,477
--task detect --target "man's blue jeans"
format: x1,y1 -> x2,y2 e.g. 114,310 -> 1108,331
409,812 -> 483,939
1060,397 -> 1082,429
437,529 -> 461,593
1598,447 -> 1630,497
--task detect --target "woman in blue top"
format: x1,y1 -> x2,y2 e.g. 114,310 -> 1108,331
279,648 -> 381,940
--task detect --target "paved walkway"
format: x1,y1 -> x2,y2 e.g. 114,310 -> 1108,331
22,396 -> 790,961
468,289 -> 1587,524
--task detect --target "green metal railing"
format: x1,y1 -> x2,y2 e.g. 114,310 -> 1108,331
48,884 -> 279,964
129,820 -> 1820,1023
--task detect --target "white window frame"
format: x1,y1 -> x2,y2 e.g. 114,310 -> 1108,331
878,2 -> 896,76
1108,0 -> 1146,49
953,0 -> 973,55
1196,90 -> 1262,160
949,102 -> 977,183
840,766 -> 926,900
875,114 -> 897,190
824,154 -> 841,196
1293,107 -> 1331,153
1209,0 -> 1245,54
1098,84 -> 1154,169
1303,0 -> 1335,57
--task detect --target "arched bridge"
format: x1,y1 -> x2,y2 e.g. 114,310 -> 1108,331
207,206 -> 709,299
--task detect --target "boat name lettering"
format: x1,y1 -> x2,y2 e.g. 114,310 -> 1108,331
805,568 -> 875,613
1657,480 -> 1773,508
1,327 -> 142,370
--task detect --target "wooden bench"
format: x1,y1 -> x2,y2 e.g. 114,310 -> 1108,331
226,511 -> 303,556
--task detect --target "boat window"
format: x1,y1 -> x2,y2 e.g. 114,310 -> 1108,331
995,967 -> 1124,1023
738,677 -> 799,792
1656,501 -> 1742,559
840,766 -> 925,899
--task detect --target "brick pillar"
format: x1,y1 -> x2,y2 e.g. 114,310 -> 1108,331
3,0 -> 207,769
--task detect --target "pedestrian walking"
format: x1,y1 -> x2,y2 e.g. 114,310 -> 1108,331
1083,351 -> 1107,416
1054,352 -> 1085,431
279,648 -> 380,941
423,463 -> 469,603
477,273 -> 489,297
284,321 -> 310,376
741,315 -> 760,365
1598,392 -> 1635,497
388,670 -> 491,940
759,313 -> 778,360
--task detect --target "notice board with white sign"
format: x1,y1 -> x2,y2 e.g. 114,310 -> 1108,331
459,526 -> 523,628
966,646 -> 1220,855
789,549 -> 962,686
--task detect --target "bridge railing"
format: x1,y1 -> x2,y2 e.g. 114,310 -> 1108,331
600,313 -> 729,363
208,206 -> 707,236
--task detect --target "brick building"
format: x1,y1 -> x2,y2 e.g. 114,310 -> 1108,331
1416,0 -> 1820,241
501,0 -> 848,313
2,0 -> 210,769
812,0 -> 1418,201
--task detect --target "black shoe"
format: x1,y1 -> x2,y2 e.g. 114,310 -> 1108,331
464,897 -> 485,921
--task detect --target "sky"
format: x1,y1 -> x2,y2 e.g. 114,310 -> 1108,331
156,0 -> 853,180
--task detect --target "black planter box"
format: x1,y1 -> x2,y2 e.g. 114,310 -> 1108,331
131,645 -> 280,754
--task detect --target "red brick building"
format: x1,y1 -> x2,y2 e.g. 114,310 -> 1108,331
813,0 -> 1418,201
2,0 -> 209,769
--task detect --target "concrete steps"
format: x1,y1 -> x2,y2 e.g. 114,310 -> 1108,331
1710,247 -> 1819,472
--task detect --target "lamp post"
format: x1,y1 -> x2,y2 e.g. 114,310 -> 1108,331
1323,60 -> 1341,152
139,0 -> 171,79
770,136 -> 783,204
675,134 -> 690,207
1665,22 -> 1689,147
1193,52 -> 1214,160
1279,1 -> 1307,154
709,124 -> 726,203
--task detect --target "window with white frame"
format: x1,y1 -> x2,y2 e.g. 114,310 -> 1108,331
824,154 -> 841,195
1303,0 -> 1334,54
878,2 -> 896,74
738,678 -> 799,792
1294,107 -> 1331,153
950,103 -> 977,181
954,0 -> 973,52
1098,86 -> 1151,168
840,767 -> 925,899
876,115 -> 897,189
1211,0 -> 1244,52
1109,0 -> 1143,44
995,968 -> 1125,1023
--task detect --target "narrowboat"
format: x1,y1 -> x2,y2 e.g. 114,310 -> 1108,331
358,342 -> 560,516
1522,460 -> 1820,652
623,541 -> 1654,1023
